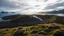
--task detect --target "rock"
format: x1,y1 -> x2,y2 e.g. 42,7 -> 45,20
18,26 -> 23,29
31,30 -> 38,34
48,26 -> 60,30
14,30 -> 24,36
38,31 -> 47,35
41,26 -> 45,28
53,30 -> 64,36
30,27 -> 34,30
44,26 -> 60,33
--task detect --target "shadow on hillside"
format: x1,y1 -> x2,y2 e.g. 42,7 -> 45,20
0,20 -> 43,29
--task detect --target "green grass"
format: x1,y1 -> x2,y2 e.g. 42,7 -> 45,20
0,24 -> 64,36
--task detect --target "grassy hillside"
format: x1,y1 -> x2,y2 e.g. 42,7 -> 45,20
0,24 -> 64,36
0,15 -> 64,36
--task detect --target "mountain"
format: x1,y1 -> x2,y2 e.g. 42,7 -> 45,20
47,9 -> 64,14
0,11 -> 18,18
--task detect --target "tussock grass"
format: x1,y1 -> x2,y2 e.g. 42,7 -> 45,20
0,24 -> 64,36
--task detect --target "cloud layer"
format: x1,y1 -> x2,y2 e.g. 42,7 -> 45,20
0,0 -> 64,14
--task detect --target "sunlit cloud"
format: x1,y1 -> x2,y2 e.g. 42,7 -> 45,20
0,0 -> 64,14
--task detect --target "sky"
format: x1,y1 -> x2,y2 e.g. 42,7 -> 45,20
0,0 -> 64,14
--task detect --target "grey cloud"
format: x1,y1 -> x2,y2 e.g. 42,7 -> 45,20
0,0 -> 64,12
44,0 -> 48,2
45,2 -> 64,10
0,0 -> 29,10
0,0 -> 16,9
35,5 -> 40,7
57,0 -> 62,2
36,0 -> 48,2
